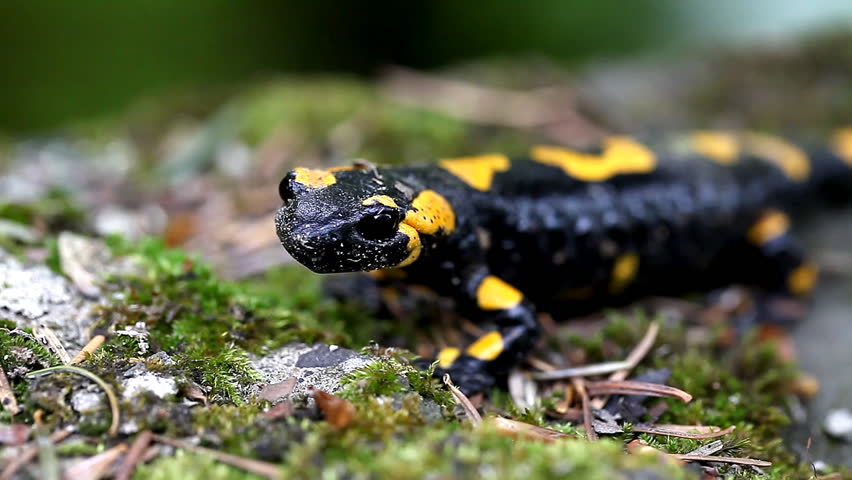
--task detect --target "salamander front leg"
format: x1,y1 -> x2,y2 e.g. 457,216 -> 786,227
742,209 -> 818,327
433,271 -> 540,394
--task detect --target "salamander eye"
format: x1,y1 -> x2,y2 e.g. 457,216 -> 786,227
357,211 -> 399,241
279,176 -> 294,203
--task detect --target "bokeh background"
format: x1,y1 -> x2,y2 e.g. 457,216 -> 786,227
3,0 -> 852,133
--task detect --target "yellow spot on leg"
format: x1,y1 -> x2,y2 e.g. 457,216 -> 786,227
293,167 -> 337,188
747,211 -> 790,245
437,347 -> 461,368
831,127 -> 852,167
362,195 -> 399,208
530,136 -> 656,182
476,276 -> 523,311
788,263 -> 818,296
466,331 -> 504,361
439,154 -> 511,191
609,253 -> 639,293
405,190 -> 456,235
688,131 -> 740,165
743,133 -> 810,181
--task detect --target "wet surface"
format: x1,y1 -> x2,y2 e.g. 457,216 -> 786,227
790,207 -> 852,465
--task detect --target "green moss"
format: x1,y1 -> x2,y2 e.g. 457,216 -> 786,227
236,77 -> 533,166
339,357 -> 453,410
0,189 -> 86,232
282,422 -> 691,480
134,450 -> 268,480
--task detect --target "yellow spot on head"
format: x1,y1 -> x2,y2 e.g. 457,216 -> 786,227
530,136 -> 656,182
688,131 -> 740,165
744,133 -> 810,181
437,347 -> 461,368
293,167 -> 337,188
466,331 -> 504,361
405,190 -> 456,235
747,210 -> 790,245
395,223 -> 422,267
831,128 -> 852,167
788,263 -> 818,296
610,253 -> 639,293
362,195 -> 399,208
476,276 -> 523,311
439,154 -> 511,191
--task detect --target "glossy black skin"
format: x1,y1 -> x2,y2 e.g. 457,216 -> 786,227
275,137 -> 850,393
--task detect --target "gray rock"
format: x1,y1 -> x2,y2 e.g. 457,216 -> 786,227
0,249 -> 98,351
121,372 -> 178,400
251,343 -> 372,399
71,390 -> 105,413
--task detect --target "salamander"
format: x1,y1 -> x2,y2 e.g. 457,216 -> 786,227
275,129 -> 852,393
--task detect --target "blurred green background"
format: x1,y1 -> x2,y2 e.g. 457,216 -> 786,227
1,0 -> 851,133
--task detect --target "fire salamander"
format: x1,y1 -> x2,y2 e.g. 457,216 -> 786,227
275,129 -> 852,393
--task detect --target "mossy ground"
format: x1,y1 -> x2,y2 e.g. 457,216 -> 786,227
0,234 -> 838,478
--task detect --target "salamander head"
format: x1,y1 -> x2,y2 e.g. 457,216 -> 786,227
275,166 -> 421,273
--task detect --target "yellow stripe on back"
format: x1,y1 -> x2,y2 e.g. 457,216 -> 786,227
476,276 -> 523,311
437,347 -> 461,368
744,133 -> 810,182
466,331 -> 504,361
439,154 -> 511,191
688,131 -> 740,165
609,253 -> 639,294
788,263 -> 818,296
531,136 -> 656,182
832,127 -> 852,167
747,211 -> 790,245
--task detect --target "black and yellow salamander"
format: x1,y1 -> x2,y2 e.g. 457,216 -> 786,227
275,129 -> 852,393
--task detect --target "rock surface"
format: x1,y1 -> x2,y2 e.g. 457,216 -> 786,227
251,343 -> 373,400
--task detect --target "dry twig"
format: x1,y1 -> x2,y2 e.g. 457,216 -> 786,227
491,417 -> 573,443
115,431 -> 154,480
444,374 -> 482,426
63,443 -> 127,480
571,377 -> 596,441
632,424 -> 735,439
585,380 -> 693,403
590,322 -> 660,409
70,335 -> 106,365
